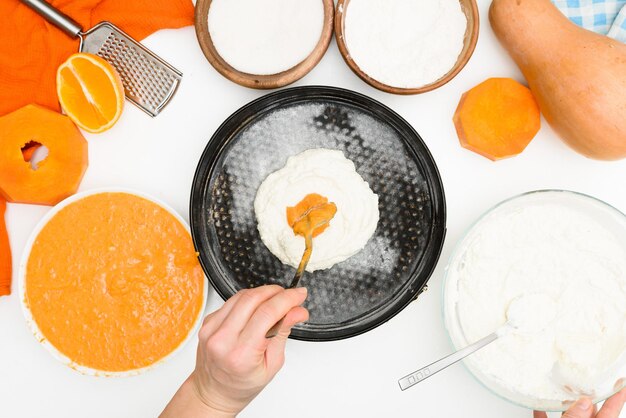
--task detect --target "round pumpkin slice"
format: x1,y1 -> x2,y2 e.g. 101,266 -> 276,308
0,104 -> 88,205
23,191 -> 206,374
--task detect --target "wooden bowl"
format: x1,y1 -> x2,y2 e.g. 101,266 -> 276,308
335,0 -> 479,95
195,0 -> 335,89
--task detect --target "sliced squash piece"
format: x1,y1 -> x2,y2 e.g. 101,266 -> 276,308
0,104 -> 88,205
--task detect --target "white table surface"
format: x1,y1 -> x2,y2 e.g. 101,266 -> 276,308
2,1 -> 625,416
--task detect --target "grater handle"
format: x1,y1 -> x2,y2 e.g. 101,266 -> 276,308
21,0 -> 82,38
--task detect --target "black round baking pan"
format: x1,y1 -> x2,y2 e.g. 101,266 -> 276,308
190,86 -> 446,341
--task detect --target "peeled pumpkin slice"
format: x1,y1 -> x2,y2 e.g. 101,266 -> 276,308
0,104 -> 88,205
453,78 -> 541,161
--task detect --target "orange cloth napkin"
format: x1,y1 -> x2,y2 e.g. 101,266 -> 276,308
0,0 -> 193,117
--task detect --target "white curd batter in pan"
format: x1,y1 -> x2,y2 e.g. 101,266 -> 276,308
254,148 -> 379,272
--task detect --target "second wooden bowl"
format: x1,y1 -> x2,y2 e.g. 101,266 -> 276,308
335,0 -> 479,95
195,0 -> 335,89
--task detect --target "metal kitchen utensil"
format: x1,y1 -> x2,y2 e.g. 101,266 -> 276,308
264,244 -> 310,339
21,0 -> 182,117
398,331 -> 499,391
399,293 -> 554,391
265,215 -> 333,339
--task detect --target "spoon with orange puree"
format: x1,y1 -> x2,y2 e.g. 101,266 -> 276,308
265,193 -> 337,338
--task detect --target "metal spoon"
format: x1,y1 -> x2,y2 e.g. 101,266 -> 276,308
398,293 -> 556,390
265,217 -> 329,339
398,329 -> 503,390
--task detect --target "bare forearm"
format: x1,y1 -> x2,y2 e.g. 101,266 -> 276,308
160,374 -> 236,418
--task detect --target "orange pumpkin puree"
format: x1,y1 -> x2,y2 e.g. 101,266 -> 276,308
25,192 -> 204,372
286,193 -> 337,277
286,193 -> 337,239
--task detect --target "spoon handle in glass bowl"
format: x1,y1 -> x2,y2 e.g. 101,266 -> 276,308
398,332 -> 499,391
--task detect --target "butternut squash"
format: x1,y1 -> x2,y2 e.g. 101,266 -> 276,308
0,104 -> 88,205
489,0 -> 626,160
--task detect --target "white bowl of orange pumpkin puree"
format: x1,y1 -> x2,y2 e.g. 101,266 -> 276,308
18,189 -> 208,376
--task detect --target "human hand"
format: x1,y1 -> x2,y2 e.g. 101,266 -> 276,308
161,285 -> 309,417
533,388 -> 626,418
162,284 -> 309,418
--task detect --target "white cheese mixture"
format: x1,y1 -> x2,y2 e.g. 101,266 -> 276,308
445,192 -> 626,403
208,0 -> 324,75
344,0 -> 467,88
254,149 -> 379,272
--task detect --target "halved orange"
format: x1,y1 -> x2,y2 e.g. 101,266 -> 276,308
56,53 -> 124,133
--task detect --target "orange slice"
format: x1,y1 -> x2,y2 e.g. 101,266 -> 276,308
56,53 -> 124,133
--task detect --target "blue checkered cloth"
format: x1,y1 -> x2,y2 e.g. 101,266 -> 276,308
552,0 -> 626,42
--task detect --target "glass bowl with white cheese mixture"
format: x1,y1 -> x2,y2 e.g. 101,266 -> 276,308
443,190 -> 626,411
